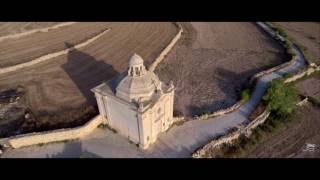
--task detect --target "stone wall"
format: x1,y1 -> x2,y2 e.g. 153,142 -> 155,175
192,94 -> 312,158
249,56 -> 297,84
0,28 -> 110,75
195,101 -> 243,120
192,110 -> 270,158
0,115 -> 102,149
148,22 -> 183,72
284,66 -> 319,83
0,22 -> 78,43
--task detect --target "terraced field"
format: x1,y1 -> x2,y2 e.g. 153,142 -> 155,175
0,22 -> 178,135
0,22 -> 61,37
0,23 -> 110,68
156,22 -> 289,117
274,22 -> 320,65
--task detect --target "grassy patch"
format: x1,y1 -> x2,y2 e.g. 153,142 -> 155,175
240,88 -> 251,103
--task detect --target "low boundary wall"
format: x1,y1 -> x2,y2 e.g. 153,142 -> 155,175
0,22 -> 78,43
284,65 -> 319,83
0,28 -> 110,75
0,115 -> 102,149
148,22 -> 183,72
192,110 -> 270,158
195,101 -> 243,120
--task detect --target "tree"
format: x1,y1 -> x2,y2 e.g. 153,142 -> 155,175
263,79 -> 298,117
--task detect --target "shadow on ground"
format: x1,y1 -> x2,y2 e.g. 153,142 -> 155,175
48,141 -> 102,158
61,42 -> 119,105
187,67 -> 269,116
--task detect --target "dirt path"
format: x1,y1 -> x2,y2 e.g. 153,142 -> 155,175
156,22 -> 288,117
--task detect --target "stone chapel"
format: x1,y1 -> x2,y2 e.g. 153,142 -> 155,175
91,54 -> 175,149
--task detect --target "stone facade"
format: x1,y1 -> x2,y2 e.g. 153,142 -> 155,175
92,54 -> 175,149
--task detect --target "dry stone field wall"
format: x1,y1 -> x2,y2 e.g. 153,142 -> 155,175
0,23 -> 112,68
0,22 -> 76,42
149,23 -> 183,72
0,115 -> 102,149
192,110 -> 270,158
0,28 -> 110,74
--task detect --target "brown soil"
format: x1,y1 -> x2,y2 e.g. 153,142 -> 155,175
0,22 -> 178,135
296,76 -> 320,100
274,22 -> 320,65
0,22 -> 61,37
246,102 -> 320,158
0,23 -> 110,68
156,22 -> 288,117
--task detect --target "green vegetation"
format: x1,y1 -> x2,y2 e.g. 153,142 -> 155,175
263,79 -> 299,118
240,88 -> 251,102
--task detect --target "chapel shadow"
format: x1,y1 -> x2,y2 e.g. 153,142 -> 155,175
48,141 -> 102,158
61,42 -> 119,105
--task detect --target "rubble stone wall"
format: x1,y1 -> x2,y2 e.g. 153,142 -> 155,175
0,115 -> 102,149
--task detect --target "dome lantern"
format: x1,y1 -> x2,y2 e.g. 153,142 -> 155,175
128,53 -> 146,77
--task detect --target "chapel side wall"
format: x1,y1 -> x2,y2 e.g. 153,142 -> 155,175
106,97 -> 140,143
163,93 -> 173,130
95,92 -> 108,124
139,110 -> 152,149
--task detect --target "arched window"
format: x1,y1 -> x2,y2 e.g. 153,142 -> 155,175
135,67 -> 140,76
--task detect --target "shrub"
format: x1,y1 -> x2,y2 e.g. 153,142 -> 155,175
240,88 -> 251,102
263,79 -> 298,118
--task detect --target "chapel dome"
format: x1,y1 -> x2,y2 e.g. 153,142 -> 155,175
116,54 -> 161,103
129,53 -> 144,66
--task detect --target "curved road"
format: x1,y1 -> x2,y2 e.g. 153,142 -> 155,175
1,23 -> 307,158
